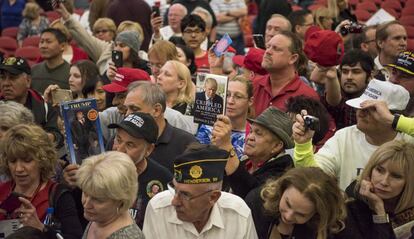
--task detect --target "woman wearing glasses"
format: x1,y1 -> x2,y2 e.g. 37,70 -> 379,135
196,75 -> 254,159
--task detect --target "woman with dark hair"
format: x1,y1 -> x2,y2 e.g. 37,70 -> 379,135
176,44 -> 197,83
82,76 -> 107,111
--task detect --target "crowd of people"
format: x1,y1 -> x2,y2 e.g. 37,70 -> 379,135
1,0 -> 414,238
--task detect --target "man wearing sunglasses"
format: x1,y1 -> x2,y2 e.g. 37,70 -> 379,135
143,144 -> 258,238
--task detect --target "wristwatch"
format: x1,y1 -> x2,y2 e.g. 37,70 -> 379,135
373,214 -> 389,224
391,114 -> 400,130
228,147 -> 236,158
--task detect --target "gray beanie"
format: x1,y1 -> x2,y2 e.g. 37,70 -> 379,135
115,31 -> 141,55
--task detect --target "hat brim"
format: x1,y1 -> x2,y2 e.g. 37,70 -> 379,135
345,97 -> 364,109
108,122 -> 146,141
102,83 -> 127,93
0,65 -> 28,75
387,63 -> 414,76
233,55 -> 245,67
247,118 -> 294,149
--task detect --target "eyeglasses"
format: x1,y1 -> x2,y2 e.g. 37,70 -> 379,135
226,92 -> 248,101
94,29 -> 110,34
167,181 -> 213,201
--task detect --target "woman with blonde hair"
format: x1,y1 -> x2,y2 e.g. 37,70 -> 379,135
17,2 -> 49,45
344,140 -> 414,239
77,151 -> 144,239
157,60 -> 195,114
148,40 -> 179,79
92,18 -> 116,42
0,124 -> 83,239
327,0 -> 356,28
313,7 -> 334,30
250,167 -> 346,239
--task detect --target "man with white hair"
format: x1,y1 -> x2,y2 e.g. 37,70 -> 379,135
150,3 -> 188,44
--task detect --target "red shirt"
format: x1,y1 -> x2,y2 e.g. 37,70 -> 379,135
0,180 -> 54,221
195,51 -> 210,73
253,74 -> 319,116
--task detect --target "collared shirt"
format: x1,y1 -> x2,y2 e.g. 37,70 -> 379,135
374,56 -> 391,81
143,191 -> 258,239
253,74 -> 319,116
149,120 -> 197,173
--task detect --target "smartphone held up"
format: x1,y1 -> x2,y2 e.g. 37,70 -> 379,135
213,33 -> 233,57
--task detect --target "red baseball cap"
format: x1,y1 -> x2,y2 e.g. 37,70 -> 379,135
244,48 -> 267,75
102,67 -> 151,93
227,46 -> 236,54
233,55 -> 245,67
304,29 -> 344,67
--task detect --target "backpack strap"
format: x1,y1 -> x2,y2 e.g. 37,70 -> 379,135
48,182 -> 71,216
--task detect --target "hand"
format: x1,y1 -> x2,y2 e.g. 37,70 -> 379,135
15,197 -> 44,231
63,164 -> 79,189
43,84 -> 60,105
334,19 -> 352,34
106,62 -> 118,81
55,2 -> 71,21
360,100 -> 394,126
359,179 -> 386,215
292,110 -> 315,144
150,12 -> 163,36
211,115 -> 233,150
208,40 -> 224,69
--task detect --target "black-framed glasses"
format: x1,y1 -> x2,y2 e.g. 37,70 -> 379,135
167,181 -> 213,201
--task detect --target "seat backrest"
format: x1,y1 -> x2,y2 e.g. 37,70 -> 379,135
354,9 -> 371,22
382,0 -> 402,10
22,36 -> 41,47
1,27 -> 19,39
399,16 -> 414,26
0,37 -> 18,51
14,46 -> 41,61
356,2 -> 377,12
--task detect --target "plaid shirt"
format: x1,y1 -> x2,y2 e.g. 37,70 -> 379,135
322,94 -> 357,130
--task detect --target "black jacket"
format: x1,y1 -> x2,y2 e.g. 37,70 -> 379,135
227,153 -> 293,199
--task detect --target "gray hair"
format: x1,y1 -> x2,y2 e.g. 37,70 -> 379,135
170,3 -> 188,15
192,7 -> 213,29
127,81 -> 167,113
0,101 -> 34,129
269,14 -> 292,32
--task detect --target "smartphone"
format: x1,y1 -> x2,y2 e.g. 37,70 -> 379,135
213,33 -> 233,57
0,192 -> 25,213
152,5 -> 160,17
253,34 -> 265,49
52,89 -> 73,105
112,50 -> 123,68
51,0 -> 65,9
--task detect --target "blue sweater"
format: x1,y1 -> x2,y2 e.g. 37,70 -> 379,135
1,0 -> 25,30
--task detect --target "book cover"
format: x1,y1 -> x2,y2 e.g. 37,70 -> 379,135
61,99 -> 105,164
193,73 -> 228,125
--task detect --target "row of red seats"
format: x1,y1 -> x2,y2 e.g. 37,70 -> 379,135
0,36 -> 40,66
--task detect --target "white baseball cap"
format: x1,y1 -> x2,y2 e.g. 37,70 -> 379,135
346,79 -> 410,110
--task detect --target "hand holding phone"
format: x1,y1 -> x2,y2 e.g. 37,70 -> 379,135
0,192 -> 25,213
213,33 -> 233,57
112,50 -> 123,68
253,34 -> 265,49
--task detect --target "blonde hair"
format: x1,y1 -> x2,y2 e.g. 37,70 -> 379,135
77,152 -> 138,212
0,124 -> 57,182
261,167 -> 346,239
117,21 -> 144,44
313,7 -> 333,30
50,19 -> 71,42
148,40 -> 179,64
93,18 -> 116,35
22,2 -> 40,20
167,60 -> 195,105
356,140 -> 414,213
327,0 -> 339,20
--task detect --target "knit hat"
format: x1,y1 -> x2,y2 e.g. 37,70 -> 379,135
115,31 -> 141,55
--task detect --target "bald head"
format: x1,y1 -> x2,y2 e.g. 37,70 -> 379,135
265,14 -> 292,44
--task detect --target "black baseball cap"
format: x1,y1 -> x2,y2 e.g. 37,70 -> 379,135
387,51 -> 414,76
0,57 -> 31,75
108,112 -> 158,144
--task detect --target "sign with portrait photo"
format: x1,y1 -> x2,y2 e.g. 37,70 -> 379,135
61,99 -> 105,164
193,73 -> 228,125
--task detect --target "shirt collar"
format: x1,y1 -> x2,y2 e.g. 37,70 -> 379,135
258,74 -> 301,95
167,197 -> 224,236
156,120 -> 173,145
374,56 -> 384,70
